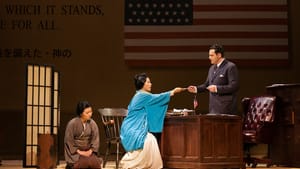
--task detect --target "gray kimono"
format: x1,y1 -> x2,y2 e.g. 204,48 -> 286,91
64,117 -> 100,164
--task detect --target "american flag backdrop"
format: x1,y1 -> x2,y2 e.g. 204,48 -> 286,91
124,0 -> 289,67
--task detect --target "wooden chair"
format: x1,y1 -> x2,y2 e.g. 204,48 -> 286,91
242,96 -> 276,168
98,108 -> 127,169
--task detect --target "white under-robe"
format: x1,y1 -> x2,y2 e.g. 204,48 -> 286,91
120,133 -> 163,169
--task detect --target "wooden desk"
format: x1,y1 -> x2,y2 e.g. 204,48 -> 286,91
266,84 -> 300,167
161,115 -> 244,169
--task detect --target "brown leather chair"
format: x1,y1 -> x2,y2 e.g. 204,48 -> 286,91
98,108 -> 127,169
242,96 -> 276,168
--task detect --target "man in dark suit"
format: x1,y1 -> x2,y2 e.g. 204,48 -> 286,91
188,44 -> 239,115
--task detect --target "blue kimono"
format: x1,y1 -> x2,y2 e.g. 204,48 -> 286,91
120,90 -> 171,152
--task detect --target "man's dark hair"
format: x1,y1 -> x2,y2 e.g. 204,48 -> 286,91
134,73 -> 148,90
76,101 -> 91,116
209,44 -> 224,57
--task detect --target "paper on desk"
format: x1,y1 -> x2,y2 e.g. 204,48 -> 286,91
173,108 -> 194,113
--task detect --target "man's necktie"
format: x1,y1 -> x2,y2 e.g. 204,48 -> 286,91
214,65 -> 218,74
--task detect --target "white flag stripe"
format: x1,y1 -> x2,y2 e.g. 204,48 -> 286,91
125,52 -> 288,60
194,0 -> 287,5
194,12 -> 287,19
124,25 -> 287,33
125,39 -> 288,46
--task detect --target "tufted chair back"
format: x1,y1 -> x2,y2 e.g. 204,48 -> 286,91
242,96 -> 276,144
242,96 -> 276,167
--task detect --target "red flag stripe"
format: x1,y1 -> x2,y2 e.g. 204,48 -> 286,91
194,5 -> 288,12
125,59 -> 289,67
193,18 -> 287,25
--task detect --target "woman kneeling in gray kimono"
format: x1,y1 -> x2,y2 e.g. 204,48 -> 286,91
64,101 -> 102,169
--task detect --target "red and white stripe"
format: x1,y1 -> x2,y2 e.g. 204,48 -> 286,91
124,0 -> 288,66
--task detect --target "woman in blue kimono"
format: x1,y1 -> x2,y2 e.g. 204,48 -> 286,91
120,73 -> 185,169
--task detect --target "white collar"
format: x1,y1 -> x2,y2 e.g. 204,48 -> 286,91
217,58 -> 225,67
